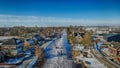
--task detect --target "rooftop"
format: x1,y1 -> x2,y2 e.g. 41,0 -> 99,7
111,42 -> 120,49
2,38 -> 16,45
1,38 -> 23,45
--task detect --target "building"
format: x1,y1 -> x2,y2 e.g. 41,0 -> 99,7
85,27 -> 97,32
108,42 -> 120,57
26,39 -> 35,46
100,42 -> 120,57
0,38 -> 24,57
106,34 -> 120,42
74,35 -> 83,43
33,34 -> 45,46
33,35 -> 44,41
24,38 -> 36,55
73,44 -> 84,51
74,32 -> 85,37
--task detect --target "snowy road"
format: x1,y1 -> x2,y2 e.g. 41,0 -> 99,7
42,29 -> 74,68
43,56 -> 74,68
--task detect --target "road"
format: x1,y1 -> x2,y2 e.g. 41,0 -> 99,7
93,42 -> 120,68
92,48 -> 120,68
42,29 -> 75,68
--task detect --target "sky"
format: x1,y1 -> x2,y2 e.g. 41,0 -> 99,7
0,0 -> 120,27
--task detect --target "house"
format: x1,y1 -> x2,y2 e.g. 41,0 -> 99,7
0,38 -> 24,57
99,41 -> 120,57
33,35 -> 43,41
26,39 -> 35,46
116,46 -> 120,56
104,34 -> 120,42
33,34 -> 45,46
95,26 -> 109,34
53,32 -> 61,38
24,38 -> 36,55
101,47 -> 111,56
73,44 -> 84,51
96,31 -> 109,34
85,27 -> 97,32
74,32 -> 85,37
74,35 -> 83,43
108,42 -> 120,57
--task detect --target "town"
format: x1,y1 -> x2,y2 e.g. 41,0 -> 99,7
0,0 -> 120,68
0,26 -> 120,68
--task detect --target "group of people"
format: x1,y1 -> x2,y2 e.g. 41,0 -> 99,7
54,44 -> 64,56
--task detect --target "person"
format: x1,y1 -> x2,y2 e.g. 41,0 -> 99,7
0,51 -> 4,62
0,46 -> 1,51
61,50 -> 62,55
57,51 -> 59,55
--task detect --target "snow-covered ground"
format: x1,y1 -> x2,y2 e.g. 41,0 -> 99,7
43,56 -> 74,68
0,36 -> 18,40
76,50 -> 107,68
42,29 -> 74,68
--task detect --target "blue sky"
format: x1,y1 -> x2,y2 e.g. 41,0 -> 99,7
0,0 -> 120,27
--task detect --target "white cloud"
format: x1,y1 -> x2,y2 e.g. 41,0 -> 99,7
0,15 -> 119,27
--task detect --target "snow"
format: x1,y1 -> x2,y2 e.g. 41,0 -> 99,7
42,29 -> 74,68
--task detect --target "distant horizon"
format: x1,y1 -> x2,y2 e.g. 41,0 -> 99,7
0,14 -> 120,27
0,22 -> 120,28
0,0 -> 120,27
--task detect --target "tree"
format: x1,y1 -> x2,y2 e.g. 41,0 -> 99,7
7,48 -> 12,57
24,40 -> 30,51
35,48 -> 39,57
81,32 -> 92,48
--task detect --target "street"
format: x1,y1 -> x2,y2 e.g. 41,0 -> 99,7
42,30 -> 75,68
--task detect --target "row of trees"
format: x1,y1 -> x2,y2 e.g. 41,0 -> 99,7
0,27 -> 63,36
